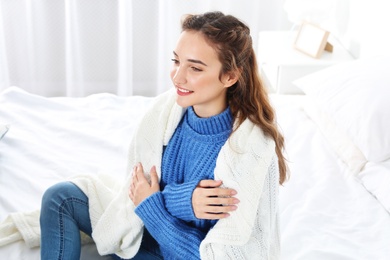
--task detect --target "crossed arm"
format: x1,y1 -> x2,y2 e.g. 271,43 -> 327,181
128,162 -> 239,220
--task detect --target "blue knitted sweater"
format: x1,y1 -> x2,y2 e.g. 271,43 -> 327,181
135,106 -> 233,259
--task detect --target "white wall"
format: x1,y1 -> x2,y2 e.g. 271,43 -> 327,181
329,0 -> 390,58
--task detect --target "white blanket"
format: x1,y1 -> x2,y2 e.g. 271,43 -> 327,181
0,89 -> 279,259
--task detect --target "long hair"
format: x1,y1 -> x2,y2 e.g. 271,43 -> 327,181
181,12 -> 288,184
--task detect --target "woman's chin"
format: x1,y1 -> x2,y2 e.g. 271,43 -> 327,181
175,96 -> 192,108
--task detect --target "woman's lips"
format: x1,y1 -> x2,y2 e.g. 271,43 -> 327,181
176,87 -> 194,96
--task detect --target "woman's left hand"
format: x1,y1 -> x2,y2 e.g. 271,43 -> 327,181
129,163 -> 160,206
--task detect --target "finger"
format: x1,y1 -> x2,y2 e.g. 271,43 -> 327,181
150,166 -> 159,187
205,197 -> 240,206
136,162 -> 144,175
132,171 -> 138,183
195,200 -> 238,214
129,182 -> 135,198
198,179 -> 222,188
206,204 -> 237,212
135,163 -> 147,181
197,212 -> 231,220
203,187 -> 237,197
132,166 -> 138,182
128,186 -> 133,200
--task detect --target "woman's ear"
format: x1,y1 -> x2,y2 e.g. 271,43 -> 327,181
222,69 -> 241,88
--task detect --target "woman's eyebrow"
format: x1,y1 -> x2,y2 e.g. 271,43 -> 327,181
173,51 -> 208,66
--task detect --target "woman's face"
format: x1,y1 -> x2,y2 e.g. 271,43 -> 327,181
170,30 -> 235,118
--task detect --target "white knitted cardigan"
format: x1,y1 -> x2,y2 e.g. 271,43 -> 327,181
0,89 -> 280,259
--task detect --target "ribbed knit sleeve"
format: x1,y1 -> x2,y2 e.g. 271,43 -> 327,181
162,180 -> 199,222
135,192 -> 205,259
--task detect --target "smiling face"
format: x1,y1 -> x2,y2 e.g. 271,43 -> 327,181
170,30 -> 237,118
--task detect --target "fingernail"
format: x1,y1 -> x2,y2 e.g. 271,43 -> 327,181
233,198 -> 240,204
231,190 -> 237,195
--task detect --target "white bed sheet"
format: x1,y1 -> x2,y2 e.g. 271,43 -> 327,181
0,87 -> 153,259
0,88 -> 389,259
272,95 -> 390,260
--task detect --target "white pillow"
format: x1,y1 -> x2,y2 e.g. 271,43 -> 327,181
303,98 -> 367,174
0,124 -> 9,140
294,55 -> 390,165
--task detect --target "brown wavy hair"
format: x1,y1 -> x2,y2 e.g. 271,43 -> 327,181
182,11 -> 288,184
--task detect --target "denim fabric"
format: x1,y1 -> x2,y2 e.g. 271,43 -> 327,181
40,182 -> 92,259
40,182 -> 163,260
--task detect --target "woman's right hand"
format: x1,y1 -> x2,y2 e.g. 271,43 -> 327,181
192,180 -> 239,220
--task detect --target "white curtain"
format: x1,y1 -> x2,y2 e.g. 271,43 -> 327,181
0,0 -> 290,97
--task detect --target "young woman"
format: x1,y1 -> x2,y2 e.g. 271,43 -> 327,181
40,11 -> 287,259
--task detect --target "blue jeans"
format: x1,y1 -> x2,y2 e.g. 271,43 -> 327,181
40,181 -> 163,260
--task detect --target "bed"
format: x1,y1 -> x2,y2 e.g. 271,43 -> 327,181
1,54 -> 390,260
1,2 -> 390,260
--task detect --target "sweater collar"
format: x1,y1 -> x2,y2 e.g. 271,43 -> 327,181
186,106 -> 233,135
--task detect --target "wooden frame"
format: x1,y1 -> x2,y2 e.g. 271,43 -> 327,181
293,21 -> 331,59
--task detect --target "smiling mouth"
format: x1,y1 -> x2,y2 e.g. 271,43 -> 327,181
176,87 -> 194,96
177,87 -> 193,93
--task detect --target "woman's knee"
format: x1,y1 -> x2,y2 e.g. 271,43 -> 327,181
41,182 -> 80,208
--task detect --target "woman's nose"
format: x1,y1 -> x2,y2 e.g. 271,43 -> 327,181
172,67 -> 186,85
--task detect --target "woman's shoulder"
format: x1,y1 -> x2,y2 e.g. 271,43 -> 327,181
229,118 -> 275,156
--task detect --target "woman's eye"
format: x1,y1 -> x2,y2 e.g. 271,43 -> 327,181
191,67 -> 202,72
171,58 -> 179,65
